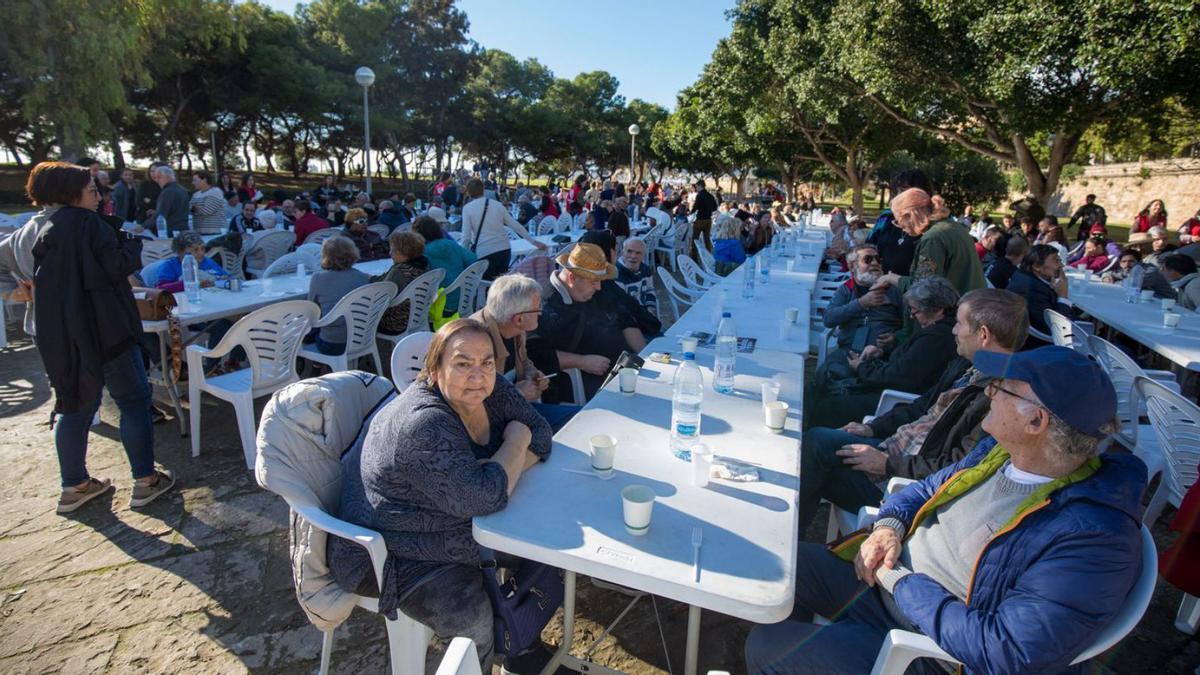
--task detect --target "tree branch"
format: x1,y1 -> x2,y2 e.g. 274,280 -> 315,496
864,92 -> 1017,164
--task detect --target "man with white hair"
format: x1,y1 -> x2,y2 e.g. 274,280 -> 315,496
748,346 -> 1144,674
468,273 -> 578,430
146,165 -> 190,235
614,237 -> 657,317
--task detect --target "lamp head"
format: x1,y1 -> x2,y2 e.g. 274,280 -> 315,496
355,66 -> 376,87
628,124 -> 640,136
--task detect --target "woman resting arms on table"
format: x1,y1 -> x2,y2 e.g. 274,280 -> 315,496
328,318 -> 552,672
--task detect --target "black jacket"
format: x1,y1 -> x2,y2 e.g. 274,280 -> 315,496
854,315 -> 957,394
691,189 -> 718,220
868,356 -> 972,438
32,207 -> 143,413
885,377 -> 992,481
985,256 -> 1018,289
1005,268 -> 1072,347
866,213 -> 918,275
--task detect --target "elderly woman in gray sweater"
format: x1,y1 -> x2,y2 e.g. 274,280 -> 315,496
328,318 -> 552,672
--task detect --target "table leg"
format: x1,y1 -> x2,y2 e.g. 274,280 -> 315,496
684,605 -> 701,675
157,329 -> 187,436
541,570 -> 576,675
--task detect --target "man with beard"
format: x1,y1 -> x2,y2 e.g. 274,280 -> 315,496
817,245 -> 903,383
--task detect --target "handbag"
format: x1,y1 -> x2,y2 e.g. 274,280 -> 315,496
480,559 -> 564,656
131,286 -> 177,320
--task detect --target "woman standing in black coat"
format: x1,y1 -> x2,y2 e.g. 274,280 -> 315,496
23,162 -> 175,514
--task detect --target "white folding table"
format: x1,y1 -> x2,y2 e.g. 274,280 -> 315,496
1067,276 -> 1200,372
474,336 -> 804,675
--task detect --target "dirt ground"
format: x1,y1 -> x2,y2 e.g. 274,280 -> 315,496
0,318 -> 1198,673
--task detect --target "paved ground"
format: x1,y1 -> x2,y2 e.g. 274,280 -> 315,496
1,321 -> 1198,673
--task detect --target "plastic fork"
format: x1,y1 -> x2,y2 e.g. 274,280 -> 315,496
692,526 -> 704,583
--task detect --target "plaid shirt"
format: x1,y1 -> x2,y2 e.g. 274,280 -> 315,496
879,368 -> 984,456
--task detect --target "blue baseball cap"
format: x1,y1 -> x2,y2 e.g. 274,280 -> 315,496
973,346 -> 1117,436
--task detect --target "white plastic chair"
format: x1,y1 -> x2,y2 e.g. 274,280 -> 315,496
868,526 -> 1158,674
262,251 -> 311,278
676,255 -> 722,291
376,268 -> 446,353
656,267 -> 705,320
141,239 -> 175,266
645,206 -> 670,229
536,217 -> 555,236
556,213 -> 573,233
434,638 -> 481,675
297,242 -> 322,258
187,300 -> 319,469
860,390 -> 921,425
304,227 -> 339,246
299,282 -> 398,373
245,230 -> 295,278
696,246 -> 719,276
368,223 -> 391,239
814,326 -> 837,366
390,331 -> 434,391
1044,309 -> 1094,354
207,245 -> 247,280
654,222 -> 679,271
442,260 -> 489,318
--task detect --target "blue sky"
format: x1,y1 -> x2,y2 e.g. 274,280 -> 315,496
258,0 -> 734,110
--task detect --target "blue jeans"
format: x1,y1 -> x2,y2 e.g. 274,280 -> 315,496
745,543 -> 944,675
54,347 -> 156,487
532,402 -> 580,432
799,428 -> 884,536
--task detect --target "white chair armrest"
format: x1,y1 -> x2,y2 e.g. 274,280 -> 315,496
885,477 -> 918,495
874,390 -> 920,417
291,502 -> 390,590
870,629 -> 958,675
564,368 -> 587,405
1144,370 -> 1181,393
855,506 -> 880,530
436,638 -> 482,675
862,415 -> 876,424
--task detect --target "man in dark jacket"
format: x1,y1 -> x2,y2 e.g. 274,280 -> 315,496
111,167 -> 138,222
748,346 -> 1142,675
144,166 -> 190,235
134,162 -> 165,222
799,288 -> 1028,535
819,244 -> 903,381
985,235 -> 1027,289
689,180 -> 718,257
1005,243 -> 1074,346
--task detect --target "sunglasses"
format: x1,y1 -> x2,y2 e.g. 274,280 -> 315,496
353,218 -> 368,225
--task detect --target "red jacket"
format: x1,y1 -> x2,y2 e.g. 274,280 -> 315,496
1161,467 -> 1200,595
1132,212 -> 1166,233
293,212 -> 330,246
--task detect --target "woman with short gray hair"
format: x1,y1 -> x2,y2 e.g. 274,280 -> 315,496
806,275 -> 960,428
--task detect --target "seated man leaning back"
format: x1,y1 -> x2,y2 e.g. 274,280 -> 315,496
746,345 -> 1144,674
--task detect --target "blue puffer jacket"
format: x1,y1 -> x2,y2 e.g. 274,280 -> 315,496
880,438 -> 1146,674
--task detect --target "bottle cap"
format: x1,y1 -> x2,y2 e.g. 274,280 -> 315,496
722,311 -> 731,318
683,352 -> 696,360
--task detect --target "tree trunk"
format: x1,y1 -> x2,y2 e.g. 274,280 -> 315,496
109,130 -> 126,171
58,123 -> 84,162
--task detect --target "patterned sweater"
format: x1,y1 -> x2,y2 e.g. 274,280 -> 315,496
328,375 -> 552,616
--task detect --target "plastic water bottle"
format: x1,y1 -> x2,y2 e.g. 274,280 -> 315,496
758,251 -> 771,285
670,351 -> 704,459
742,257 -> 756,299
183,254 -> 201,303
156,214 -> 167,235
713,312 -> 737,394
1124,265 -> 1144,303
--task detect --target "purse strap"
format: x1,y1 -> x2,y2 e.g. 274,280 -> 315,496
470,198 -> 490,253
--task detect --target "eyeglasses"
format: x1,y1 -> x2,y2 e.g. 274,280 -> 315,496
353,218 -> 368,225
859,254 -> 879,264
513,308 -> 541,318
984,379 -> 1045,409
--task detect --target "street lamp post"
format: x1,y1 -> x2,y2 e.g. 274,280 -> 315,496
355,66 -> 376,195
206,121 -> 219,171
446,135 -> 455,177
628,123 -> 640,185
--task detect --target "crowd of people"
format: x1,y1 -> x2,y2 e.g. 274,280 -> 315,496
3,156 -> 1198,674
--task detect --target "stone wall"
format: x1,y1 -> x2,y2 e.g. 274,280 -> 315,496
1024,158 -> 1200,225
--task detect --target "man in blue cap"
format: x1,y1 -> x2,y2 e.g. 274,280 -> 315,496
746,346 -> 1147,674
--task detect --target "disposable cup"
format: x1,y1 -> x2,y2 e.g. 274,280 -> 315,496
1084,270 -> 1094,284
263,277 -> 275,295
764,401 -> 789,433
786,259 -> 796,273
621,485 -> 655,536
761,381 -> 781,406
785,307 -> 800,324
691,443 -> 713,488
1141,289 -> 1155,303
1164,312 -> 1181,329
590,434 -> 616,477
1161,298 -> 1176,312
618,367 -> 638,395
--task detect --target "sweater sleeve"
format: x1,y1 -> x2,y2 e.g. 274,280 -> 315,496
822,285 -> 864,329
490,375 -> 553,459
854,327 -> 952,391
397,415 -> 511,519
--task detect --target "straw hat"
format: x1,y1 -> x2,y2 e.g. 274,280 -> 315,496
556,243 -> 616,281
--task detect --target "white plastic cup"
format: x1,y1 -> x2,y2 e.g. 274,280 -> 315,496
786,259 -> 796,273
691,443 -> 713,488
785,307 -> 800,324
1164,312 -> 1181,329
621,485 -> 655,536
1161,298 -> 1176,312
761,381 -> 781,406
1141,289 -> 1155,303
263,277 -> 275,295
175,295 -> 190,314
764,401 -> 789,433
680,336 -> 699,355
618,367 -> 638,395
589,434 -> 616,477
1084,270 -> 1094,284
296,263 -> 306,278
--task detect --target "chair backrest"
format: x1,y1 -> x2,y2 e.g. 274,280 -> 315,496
207,245 -> 247,280
444,259 -> 489,317
392,268 -> 446,334
323,281 -> 398,355
656,266 -> 702,319
228,300 -> 320,392
303,227 -> 338,246
556,213 -> 573,233
297,242 -> 322,258
1071,526 -> 1158,663
296,246 -> 321,271
247,230 -> 295,269
1087,334 -> 1145,447
141,240 -> 174,266
1135,376 -> 1200,506
263,251 -> 308,278
1044,308 -> 1086,352
536,217 -> 555,236
509,254 -> 555,286
677,255 -> 713,291
390,331 -> 434,390
697,245 -> 718,275
645,207 -> 670,228
368,224 -> 390,239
